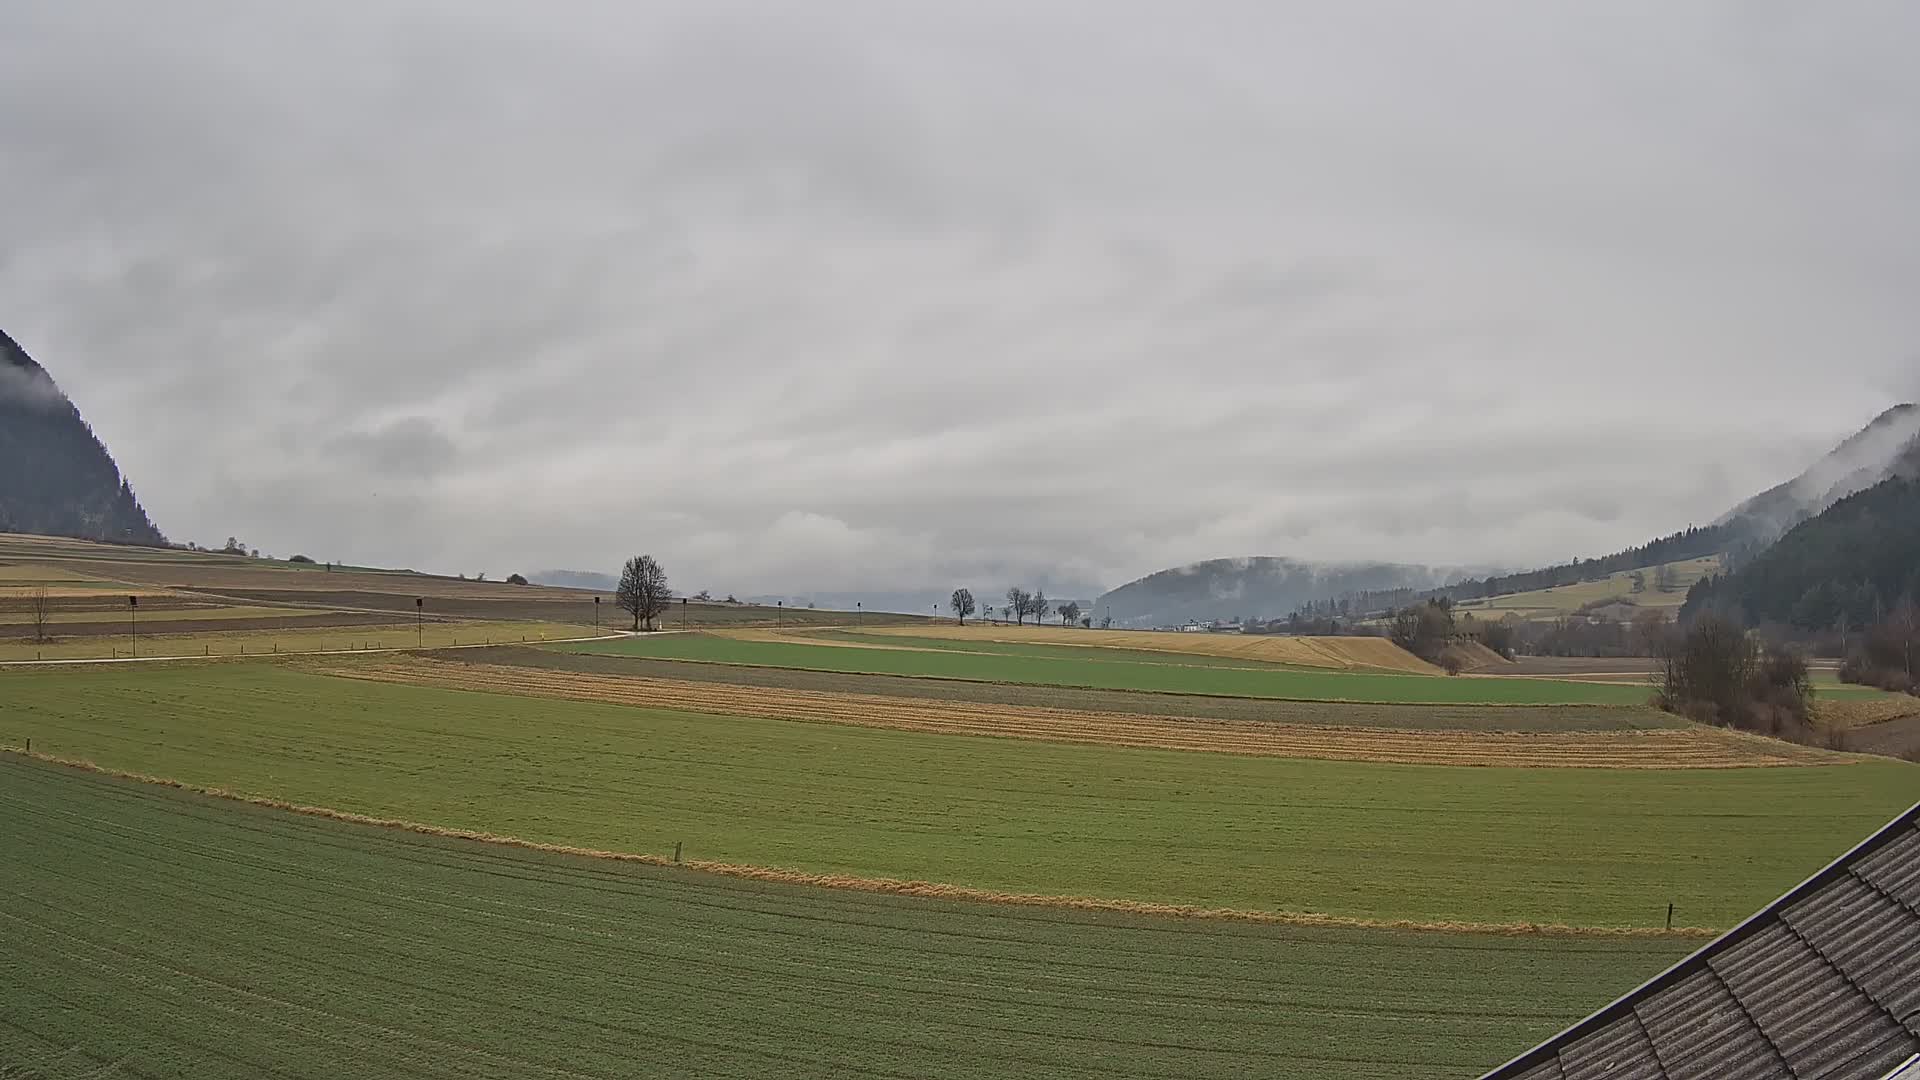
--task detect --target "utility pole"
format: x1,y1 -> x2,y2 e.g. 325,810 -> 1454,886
415,597 -> 424,647
128,595 -> 138,658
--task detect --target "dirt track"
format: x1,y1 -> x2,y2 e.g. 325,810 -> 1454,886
319,657 -> 1837,769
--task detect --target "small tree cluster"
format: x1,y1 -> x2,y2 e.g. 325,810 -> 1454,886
1654,614 -> 1813,739
1839,602 -> 1919,695
1003,587 -> 1051,626
616,554 -> 672,631
1389,599 -> 1456,661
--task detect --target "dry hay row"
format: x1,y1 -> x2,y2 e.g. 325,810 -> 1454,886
322,658 -> 1831,769
1,749 -> 1716,939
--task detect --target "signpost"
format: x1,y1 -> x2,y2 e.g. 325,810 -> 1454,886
128,595 -> 138,658
415,597 -> 424,647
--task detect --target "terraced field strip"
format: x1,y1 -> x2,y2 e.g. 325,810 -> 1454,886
0,619 -> 589,662
858,624 -> 1442,673
782,629 -> 1341,670
329,657 -> 1826,768
7,663 -> 1913,927
0,755 -> 1690,1080
561,633 -> 1656,705
461,645 -> 1686,731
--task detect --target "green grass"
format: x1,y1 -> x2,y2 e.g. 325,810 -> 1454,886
0,755 -> 1690,1080
6,663 -> 1913,928
559,633 -> 1657,705
466,645 -> 1686,731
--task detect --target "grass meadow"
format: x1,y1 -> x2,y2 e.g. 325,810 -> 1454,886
0,755 -> 1693,1080
4,662 -> 1912,928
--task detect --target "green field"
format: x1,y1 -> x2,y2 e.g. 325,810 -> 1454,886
6,663 -> 1913,928
0,755 -> 1692,1079
470,645 -> 1687,731
559,633 -> 1661,705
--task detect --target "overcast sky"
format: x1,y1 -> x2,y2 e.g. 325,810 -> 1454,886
4,2 -> 1917,597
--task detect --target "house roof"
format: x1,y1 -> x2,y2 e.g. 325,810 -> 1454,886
1483,800 -> 1920,1080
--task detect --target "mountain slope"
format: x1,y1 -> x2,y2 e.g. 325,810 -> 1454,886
1095,557 -> 1459,628
1684,470 -> 1920,630
0,329 -> 166,545
1717,403 -> 1920,546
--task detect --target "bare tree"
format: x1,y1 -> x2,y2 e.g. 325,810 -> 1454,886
30,586 -> 52,643
1031,589 -> 1049,625
1006,587 -> 1030,626
1058,600 -> 1081,626
616,555 -> 673,631
950,588 -> 977,625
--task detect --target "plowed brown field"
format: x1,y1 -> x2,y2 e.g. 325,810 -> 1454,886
322,658 -> 1835,768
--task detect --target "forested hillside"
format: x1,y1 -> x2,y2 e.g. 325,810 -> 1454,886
1683,470 -> 1920,631
0,329 -> 166,545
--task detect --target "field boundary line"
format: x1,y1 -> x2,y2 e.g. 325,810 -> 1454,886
0,748 -> 1719,940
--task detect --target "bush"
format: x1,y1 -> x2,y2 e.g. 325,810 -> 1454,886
505,573 -> 529,586
1655,616 -> 1812,740
288,554 -> 314,564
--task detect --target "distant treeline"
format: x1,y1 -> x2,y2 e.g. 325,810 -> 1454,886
1291,524 -> 1736,620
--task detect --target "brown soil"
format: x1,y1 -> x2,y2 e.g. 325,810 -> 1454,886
318,656 -> 1836,768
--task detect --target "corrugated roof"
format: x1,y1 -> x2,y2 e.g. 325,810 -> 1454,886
1484,801 -> 1920,1080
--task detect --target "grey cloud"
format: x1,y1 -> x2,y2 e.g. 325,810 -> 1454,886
3,1 -> 1918,595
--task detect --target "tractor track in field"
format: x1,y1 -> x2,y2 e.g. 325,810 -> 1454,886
315,657 -> 1839,769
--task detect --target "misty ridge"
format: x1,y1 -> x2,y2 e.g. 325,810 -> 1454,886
0,329 -> 164,546
1717,403 -> 1920,545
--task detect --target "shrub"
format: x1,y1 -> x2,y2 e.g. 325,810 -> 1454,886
506,573 -> 529,586
288,554 -> 314,564
1655,615 -> 1811,740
